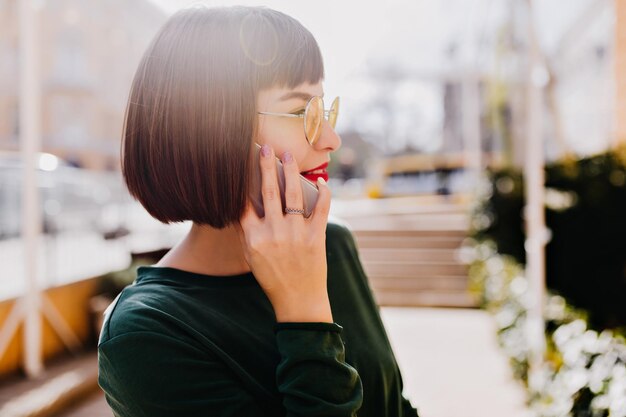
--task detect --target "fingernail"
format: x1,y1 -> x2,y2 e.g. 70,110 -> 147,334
261,144 -> 270,157
282,152 -> 293,164
317,177 -> 326,186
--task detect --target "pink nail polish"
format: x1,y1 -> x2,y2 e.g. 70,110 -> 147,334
282,152 -> 293,163
261,144 -> 270,157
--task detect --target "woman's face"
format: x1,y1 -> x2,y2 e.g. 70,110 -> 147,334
256,81 -> 341,183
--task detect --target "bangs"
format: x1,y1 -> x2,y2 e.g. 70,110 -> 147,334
237,7 -> 325,89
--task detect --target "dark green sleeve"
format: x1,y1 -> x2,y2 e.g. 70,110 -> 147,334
327,221 -> 419,416
98,332 -> 266,417
274,322 -> 363,417
402,395 -> 420,417
396,362 -> 420,417
98,326 -> 363,417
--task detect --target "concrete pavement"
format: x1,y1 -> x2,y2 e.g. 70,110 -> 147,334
381,307 -> 531,417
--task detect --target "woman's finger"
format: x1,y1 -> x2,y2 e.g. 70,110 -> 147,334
280,151 -> 304,220
259,144 -> 283,220
309,177 -> 331,231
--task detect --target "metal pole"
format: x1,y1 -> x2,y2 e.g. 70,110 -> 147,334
524,0 -> 548,393
19,0 -> 43,378
462,71 -> 483,190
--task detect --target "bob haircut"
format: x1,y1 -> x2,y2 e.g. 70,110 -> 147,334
121,6 -> 324,229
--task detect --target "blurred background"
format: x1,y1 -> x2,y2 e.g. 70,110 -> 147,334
1,0 -> 625,416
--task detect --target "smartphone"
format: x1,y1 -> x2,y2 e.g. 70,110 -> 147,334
248,143 -> 319,218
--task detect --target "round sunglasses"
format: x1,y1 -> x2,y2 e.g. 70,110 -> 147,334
257,96 -> 340,146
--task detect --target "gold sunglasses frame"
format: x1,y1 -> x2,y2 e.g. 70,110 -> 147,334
257,96 -> 340,145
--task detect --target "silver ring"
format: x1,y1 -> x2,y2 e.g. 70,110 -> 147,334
284,207 -> 305,215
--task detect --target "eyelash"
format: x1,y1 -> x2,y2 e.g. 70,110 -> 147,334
291,109 -> 305,115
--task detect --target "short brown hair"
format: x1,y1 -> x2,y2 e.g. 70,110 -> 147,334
121,6 -> 324,228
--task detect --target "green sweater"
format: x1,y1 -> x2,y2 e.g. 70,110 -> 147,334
98,220 -> 419,417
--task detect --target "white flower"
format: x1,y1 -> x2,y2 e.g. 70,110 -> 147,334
590,394 -> 610,411
467,236 -> 626,417
510,276 -> 529,297
545,296 -> 567,321
544,188 -> 578,211
581,330 -> 600,355
457,240 -> 478,264
588,351 -> 618,393
486,255 -> 506,276
496,308 -> 519,329
563,368 -> 589,394
553,320 -> 587,349
476,242 -> 496,261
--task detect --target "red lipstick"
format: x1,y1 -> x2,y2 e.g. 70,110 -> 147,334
301,162 -> 329,184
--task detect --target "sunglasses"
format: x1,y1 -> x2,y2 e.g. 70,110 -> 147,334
257,96 -> 340,146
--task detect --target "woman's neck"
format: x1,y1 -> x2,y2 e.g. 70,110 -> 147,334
154,222 -> 251,276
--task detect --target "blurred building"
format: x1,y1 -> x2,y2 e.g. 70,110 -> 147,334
547,0 -> 614,158
616,0 -> 626,144
0,0 -> 166,170
329,129 -> 380,180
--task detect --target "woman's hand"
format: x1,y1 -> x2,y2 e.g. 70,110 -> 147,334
236,144 -> 333,323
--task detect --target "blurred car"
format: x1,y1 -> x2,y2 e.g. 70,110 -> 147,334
0,151 -> 130,239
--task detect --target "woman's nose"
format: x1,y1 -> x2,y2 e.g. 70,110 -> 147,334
314,120 -> 341,152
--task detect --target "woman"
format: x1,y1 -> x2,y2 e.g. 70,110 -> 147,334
98,5 -> 419,417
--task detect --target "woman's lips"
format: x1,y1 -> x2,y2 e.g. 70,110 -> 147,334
301,162 -> 329,184
301,171 -> 329,184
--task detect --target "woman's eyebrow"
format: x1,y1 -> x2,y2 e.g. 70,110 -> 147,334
278,91 -> 324,102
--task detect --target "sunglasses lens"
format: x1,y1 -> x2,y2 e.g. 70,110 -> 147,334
305,96 -> 323,145
329,97 -> 339,129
